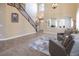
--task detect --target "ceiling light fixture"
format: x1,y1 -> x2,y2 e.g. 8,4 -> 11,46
52,3 -> 58,9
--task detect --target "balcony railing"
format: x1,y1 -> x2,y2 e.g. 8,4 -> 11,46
7,3 -> 37,32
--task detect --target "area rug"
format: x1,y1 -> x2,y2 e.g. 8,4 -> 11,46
29,35 -> 57,55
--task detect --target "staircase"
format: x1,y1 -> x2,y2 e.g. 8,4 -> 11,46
7,3 -> 37,32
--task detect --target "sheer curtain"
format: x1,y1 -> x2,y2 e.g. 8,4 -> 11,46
25,4 -> 37,22
76,8 -> 79,31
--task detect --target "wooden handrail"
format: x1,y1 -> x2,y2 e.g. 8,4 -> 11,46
7,3 -> 37,32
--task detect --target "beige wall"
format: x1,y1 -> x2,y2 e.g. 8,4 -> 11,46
0,3 -> 78,38
43,3 -> 77,33
0,4 -> 6,38
0,4 -> 36,38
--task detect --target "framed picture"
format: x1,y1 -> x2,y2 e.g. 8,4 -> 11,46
11,13 -> 19,23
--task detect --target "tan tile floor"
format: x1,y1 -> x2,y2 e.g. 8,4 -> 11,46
0,32 -> 56,56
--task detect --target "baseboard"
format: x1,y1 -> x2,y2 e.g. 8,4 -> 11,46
0,32 -> 36,41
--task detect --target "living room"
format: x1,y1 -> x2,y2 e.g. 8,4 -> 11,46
0,3 -> 79,56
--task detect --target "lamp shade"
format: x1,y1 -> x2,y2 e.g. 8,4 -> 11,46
37,11 -> 44,20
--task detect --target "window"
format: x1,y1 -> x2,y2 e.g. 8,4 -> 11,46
38,3 -> 45,12
48,17 -> 73,28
